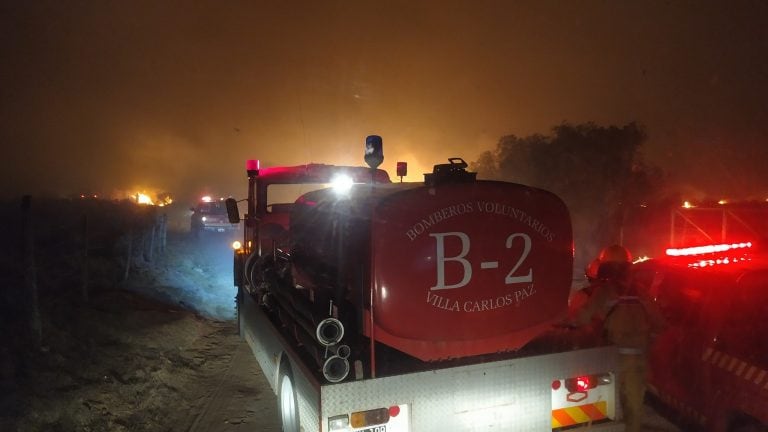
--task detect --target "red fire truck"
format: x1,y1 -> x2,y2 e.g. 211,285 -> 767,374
225,137 -> 625,431
633,242 -> 768,432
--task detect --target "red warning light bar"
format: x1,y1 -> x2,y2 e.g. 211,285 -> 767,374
688,256 -> 752,268
666,242 -> 752,257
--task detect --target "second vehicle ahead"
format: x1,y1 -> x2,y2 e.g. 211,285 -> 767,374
191,196 -> 239,235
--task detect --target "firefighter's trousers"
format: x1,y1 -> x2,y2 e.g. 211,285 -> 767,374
618,352 -> 647,432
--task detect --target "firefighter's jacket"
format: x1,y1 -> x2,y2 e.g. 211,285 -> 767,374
570,280 -> 616,327
572,279 -> 665,353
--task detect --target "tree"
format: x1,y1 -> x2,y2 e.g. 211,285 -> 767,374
472,122 -> 664,272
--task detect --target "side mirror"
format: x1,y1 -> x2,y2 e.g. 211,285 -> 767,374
225,198 -> 240,223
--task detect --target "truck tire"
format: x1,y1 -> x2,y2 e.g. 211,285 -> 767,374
278,357 -> 300,432
235,286 -> 242,337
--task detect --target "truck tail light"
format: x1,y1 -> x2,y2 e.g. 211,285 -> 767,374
350,407 -> 389,428
563,373 -> 611,393
566,376 -> 593,392
330,405 -> 407,431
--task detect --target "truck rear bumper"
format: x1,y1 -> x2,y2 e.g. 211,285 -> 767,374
240,293 -> 624,432
321,346 -> 623,432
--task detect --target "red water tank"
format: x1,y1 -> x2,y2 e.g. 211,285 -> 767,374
290,179 -> 573,361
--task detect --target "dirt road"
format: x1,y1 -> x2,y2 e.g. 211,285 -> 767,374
1,231 -> 680,431
186,341 -> 280,432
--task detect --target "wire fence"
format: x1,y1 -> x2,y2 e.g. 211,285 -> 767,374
0,195 -> 168,350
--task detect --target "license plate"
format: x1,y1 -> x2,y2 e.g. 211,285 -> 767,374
217,228 -> 225,232
360,426 -> 386,432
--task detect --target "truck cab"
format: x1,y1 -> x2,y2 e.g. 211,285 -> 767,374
633,243 -> 768,432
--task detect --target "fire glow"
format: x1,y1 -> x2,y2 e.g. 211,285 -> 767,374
136,193 -> 154,205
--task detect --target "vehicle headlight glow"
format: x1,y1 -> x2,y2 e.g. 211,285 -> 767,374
201,216 -> 207,222
331,174 -> 354,195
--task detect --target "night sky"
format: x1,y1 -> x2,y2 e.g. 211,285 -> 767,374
2,0 -> 767,204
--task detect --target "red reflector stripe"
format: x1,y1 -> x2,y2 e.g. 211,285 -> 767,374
551,401 -> 608,428
580,402 -> 607,421
552,409 -> 576,428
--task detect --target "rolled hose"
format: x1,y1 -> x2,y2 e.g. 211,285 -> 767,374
316,317 -> 345,346
322,355 -> 350,383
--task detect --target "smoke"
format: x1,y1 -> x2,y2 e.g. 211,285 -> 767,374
2,1 -> 767,203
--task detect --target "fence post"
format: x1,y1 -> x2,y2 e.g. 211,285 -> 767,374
148,220 -> 156,262
21,195 -> 42,348
81,213 -> 89,302
123,228 -> 133,282
140,226 -> 147,262
160,213 -> 167,253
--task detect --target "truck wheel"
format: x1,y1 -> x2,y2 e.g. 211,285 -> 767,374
235,287 -> 242,337
278,358 -> 300,432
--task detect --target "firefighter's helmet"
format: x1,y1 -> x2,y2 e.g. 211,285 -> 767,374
598,244 -> 632,264
585,258 -> 601,281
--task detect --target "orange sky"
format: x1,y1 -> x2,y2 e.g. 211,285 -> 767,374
2,0 -> 767,203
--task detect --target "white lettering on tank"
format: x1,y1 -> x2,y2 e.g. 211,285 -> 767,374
430,232 -> 472,290
405,202 -> 474,240
426,291 -> 461,311
504,233 -> 533,284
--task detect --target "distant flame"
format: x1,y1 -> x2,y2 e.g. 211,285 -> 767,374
136,193 -> 154,205
129,190 -> 173,206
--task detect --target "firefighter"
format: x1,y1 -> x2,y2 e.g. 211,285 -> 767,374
564,258 -> 605,348
568,258 -> 601,313
569,244 -> 664,432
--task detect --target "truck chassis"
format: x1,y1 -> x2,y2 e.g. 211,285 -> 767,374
240,290 -> 625,432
